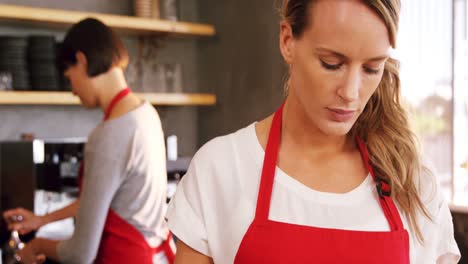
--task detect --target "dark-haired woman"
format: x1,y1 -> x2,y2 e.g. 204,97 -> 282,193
10,18 -> 175,264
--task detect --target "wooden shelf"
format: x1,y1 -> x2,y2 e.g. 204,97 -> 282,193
0,4 -> 215,37
0,91 -> 216,106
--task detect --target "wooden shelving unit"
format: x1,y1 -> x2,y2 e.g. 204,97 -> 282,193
0,4 -> 215,37
0,5 -> 217,106
0,91 -> 216,106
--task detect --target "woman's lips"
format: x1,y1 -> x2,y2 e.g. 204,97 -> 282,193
327,108 -> 356,122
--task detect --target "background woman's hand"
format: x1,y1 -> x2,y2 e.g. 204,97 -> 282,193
3,208 -> 45,235
16,240 -> 46,264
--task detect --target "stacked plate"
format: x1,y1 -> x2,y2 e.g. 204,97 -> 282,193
55,42 -> 71,91
0,36 -> 30,90
28,36 -> 60,91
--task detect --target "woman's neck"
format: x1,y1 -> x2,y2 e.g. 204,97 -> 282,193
282,94 -> 354,160
92,67 -> 130,114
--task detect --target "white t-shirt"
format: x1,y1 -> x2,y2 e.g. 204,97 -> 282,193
166,123 -> 461,264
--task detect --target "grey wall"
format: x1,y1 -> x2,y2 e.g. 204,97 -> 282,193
0,0 -> 200,156
196,0 -> 287,146
0,0 -> 290,155
0,0 -> 132,14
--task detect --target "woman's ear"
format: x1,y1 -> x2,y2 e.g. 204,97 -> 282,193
279,21 -> 295,65
75,51 -> 88,68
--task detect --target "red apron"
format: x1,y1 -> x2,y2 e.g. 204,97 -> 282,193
78,87 -> 175,264
234,103 -> 410,263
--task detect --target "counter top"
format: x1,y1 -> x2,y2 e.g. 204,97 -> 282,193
449,203 -> 468,214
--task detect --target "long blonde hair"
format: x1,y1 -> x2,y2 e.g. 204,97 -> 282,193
280,0 -> 432,242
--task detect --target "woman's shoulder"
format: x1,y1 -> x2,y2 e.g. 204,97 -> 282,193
181,122 -> 262,198
192,122 -> 259,167
88,103 -> 159,144
416,168 -> 447,217
192,114 -> 273,169
410,168 -> 461,262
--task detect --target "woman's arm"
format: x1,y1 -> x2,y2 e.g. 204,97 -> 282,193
175,240 -> 214,264
41,199 -> 80,225
2,200 -> 79,235
17,150 -> 124,264
53,152 -> 123,263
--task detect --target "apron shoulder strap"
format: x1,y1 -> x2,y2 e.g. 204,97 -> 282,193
356,137 -> 405,231
254,103 -> 284,222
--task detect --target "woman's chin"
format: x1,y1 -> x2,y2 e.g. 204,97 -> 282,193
318,120 -> 355,137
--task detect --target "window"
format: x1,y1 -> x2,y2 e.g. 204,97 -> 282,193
397,0 -> 468,201
453,0 -> 468,203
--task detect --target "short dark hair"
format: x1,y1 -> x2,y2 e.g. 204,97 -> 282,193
57,18 -> 129,77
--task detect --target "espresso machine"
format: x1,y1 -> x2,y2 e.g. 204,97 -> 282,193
0,138 -> 85,262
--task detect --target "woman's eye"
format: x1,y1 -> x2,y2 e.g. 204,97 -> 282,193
363,66 -> 380,75
320,60 -> 342,70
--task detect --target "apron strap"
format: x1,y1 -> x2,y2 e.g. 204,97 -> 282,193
254,102 -> 284,221
153,232 -> 175,263
356,137 -> 405,231
104,87 -> 132,121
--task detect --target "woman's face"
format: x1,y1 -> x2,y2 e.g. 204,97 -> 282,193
280,0 -> 391,136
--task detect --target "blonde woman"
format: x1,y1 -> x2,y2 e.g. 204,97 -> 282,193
167,0 -> 460,263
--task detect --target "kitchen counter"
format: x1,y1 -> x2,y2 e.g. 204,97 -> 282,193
450,203 -> 468,263
450,203 -> 468,214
